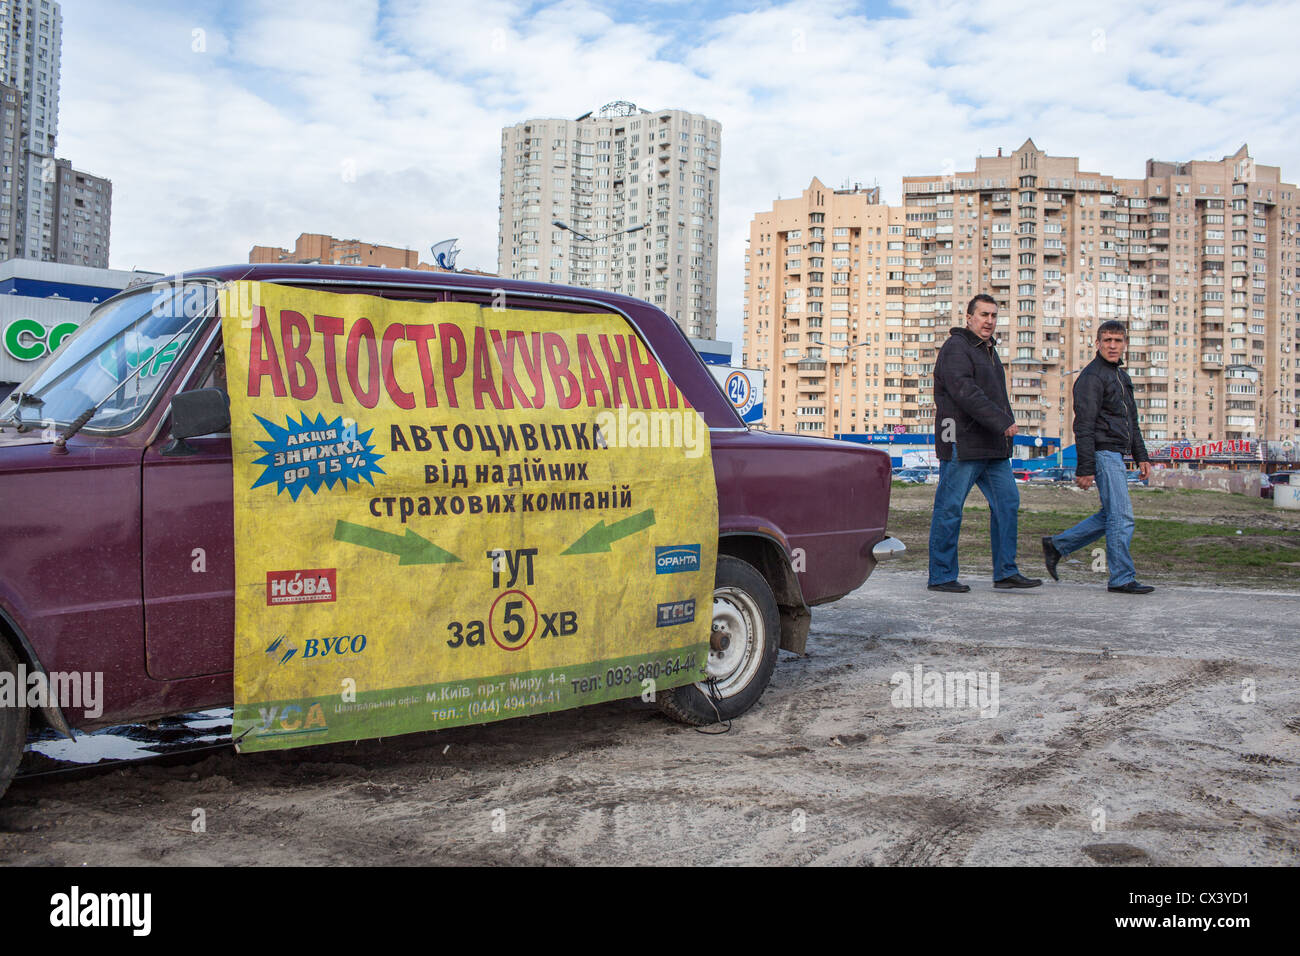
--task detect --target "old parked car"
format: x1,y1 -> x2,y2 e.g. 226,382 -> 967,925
0,265 -> 902,798
1263,471 -> 1298,499
1043,467 -> 1076,483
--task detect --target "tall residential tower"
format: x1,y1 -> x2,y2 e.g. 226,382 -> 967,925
0,0 -> 111,266
499,101 -> 720,338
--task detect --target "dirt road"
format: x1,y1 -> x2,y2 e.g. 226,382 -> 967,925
2,567 -> 1297,866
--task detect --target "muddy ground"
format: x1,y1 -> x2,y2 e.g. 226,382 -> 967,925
2,565 -> 1296,866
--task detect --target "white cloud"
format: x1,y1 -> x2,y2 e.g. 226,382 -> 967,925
54,0 -> 1300,347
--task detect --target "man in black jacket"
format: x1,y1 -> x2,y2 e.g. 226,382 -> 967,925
1041,321 -> 1154,594
927,294 -> 1041,592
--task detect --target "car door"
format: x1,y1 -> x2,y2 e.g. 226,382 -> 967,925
141,332 -> 236,679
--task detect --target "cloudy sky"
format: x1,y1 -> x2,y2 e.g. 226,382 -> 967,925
57,0 -> 1300,346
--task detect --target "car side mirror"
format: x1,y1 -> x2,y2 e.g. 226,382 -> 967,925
163,388 -> 230,456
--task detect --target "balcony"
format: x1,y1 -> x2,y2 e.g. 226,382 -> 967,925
1201,353 -> 1224,368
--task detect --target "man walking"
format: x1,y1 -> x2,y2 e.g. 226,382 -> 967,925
928,294 -> 1041,592
1042,321 -> 1154,594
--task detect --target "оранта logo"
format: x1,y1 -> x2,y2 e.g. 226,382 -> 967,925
654,544 -> 701,574
656,599 -> 696,627
266,568 -> 337,605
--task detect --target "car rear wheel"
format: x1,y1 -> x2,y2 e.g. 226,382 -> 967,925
657,555 -> 780,726
0,640 -> 27,800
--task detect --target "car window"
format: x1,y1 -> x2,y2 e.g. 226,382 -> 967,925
3,283 -> 216,433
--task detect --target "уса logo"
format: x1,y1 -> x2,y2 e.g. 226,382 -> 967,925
656,599 -> 696,627
266,568 -> 337,606
654,544 -> 701,574
255,700 -> 329,735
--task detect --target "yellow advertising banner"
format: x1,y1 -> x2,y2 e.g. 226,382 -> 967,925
219,282 -> 717,751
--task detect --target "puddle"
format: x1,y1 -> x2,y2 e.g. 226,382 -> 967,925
19,709 -> 232,774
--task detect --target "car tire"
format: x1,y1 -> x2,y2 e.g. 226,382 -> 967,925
0,640 -> 28,800
657,555 -> 781,726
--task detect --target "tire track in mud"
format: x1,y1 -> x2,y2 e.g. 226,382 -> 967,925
879,657 -> 1270,865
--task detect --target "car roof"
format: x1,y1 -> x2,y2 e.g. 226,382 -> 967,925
150,263 -> 657,312
119,264 -> 744,429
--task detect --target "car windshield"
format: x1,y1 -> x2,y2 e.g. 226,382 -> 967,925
2,282 -> 215,432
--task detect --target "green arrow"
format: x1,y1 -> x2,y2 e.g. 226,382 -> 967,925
562,509 -> 657,555
333,520 -> 461,566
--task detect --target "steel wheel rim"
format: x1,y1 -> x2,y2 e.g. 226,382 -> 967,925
702,586 -> 763,697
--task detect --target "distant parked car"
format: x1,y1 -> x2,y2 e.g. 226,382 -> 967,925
1263,471 -> 1298,499
1013,469 -> 1032,483
1044,467 -> 1076,483
894,467 -> 940,485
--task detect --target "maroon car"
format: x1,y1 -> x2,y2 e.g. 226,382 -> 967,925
0,265 -> 900,796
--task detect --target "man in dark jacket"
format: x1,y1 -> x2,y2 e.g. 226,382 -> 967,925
927,294 -> 1041,592
1041,321 -> 1154,593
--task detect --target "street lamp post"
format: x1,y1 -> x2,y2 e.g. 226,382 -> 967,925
551,220 -> 646,244
835,340 -> 872,441
1225,364 -> 1262,474
1260,386 -> 1281,480
551,221 -> 647,290
1056,366 -> 1086,466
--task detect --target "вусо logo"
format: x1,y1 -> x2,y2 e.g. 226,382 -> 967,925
267,569 -> 337,606
654,544 -> 701,574
656,599 -> 696,627
266,633 -> 367,664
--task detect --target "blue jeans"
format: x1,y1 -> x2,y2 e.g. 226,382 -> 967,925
1048,450 -> 1136,587
928,458 -> 1021,584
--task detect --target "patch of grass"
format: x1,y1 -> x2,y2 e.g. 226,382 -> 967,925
885,504 -> 1300,587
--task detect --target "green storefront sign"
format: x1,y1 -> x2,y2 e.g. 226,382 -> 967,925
3,318 -> 81,362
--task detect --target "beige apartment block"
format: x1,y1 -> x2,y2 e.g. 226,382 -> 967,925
746,141 -> 1299,454
250,233 -> 449,271
498,100 -> 720,338
743,178 -> 911,437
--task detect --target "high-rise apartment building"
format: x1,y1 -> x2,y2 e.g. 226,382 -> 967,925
0,0 -> 112,267
52,158 -> 109,266
744,178 -> 913,435
745,141 -> 1299,451
498,100 -> 720,338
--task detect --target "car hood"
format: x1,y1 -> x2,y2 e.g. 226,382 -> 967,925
0,426 -> 52,449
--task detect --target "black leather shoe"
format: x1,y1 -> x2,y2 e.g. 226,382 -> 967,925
995,573 -> 1042,589
928,580 -> 970,593
1108,581 -> 1155,594
1041,536 -> 1061,581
